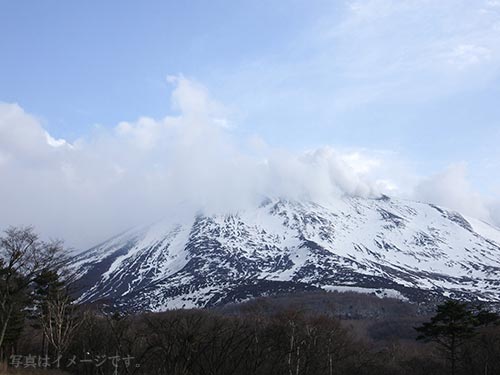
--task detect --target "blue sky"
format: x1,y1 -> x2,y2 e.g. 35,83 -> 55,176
0,1 -> 329,136
1,1 -> 499,175
1,0 -> 500,246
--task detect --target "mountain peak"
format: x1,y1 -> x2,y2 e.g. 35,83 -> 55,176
71,196 -> 500,312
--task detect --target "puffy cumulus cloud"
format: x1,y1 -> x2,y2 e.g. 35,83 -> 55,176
0,77 -> 387,249
413,163 -> 498,224
167,75 -> 229,121
2,77 -> 498,249
0,102 -> 70,165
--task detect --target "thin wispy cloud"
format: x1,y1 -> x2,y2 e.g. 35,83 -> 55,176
301,0 -> 500,107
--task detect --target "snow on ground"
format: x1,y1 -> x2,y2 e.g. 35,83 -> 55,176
322,285 -> 409,301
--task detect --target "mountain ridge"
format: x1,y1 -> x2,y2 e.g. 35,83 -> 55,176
71,195 -> 500,311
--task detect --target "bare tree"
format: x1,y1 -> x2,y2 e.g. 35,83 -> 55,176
0,226 -> 67,356
40,289 -> 83,360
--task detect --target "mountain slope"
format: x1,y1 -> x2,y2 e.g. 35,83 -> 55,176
71,196 -> 500,311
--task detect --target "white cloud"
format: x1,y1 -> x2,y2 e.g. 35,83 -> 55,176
0,102 -> 71,163
213,0 -> 500,123
340,151 -> 381,174
0,77 -> 385,249
446,44 -> 492,70
167,75 -> 229,121
486,0 -> 500,7
322,0 -> 500,105
414,163 -> 494,222
1,76 -> 498,249
45,132 -> 70,148
489,199 -> 500,228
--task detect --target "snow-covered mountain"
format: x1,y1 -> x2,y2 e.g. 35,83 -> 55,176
71,196 -> 500,311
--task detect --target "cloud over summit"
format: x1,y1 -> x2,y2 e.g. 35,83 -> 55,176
0,77 -> 384,248
0,76 -> 498,248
